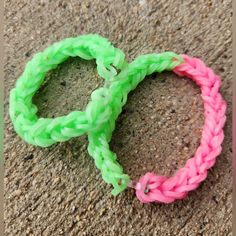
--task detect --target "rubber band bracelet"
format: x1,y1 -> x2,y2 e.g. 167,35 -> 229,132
9,34 -> 226,203
88,53 -> 227,202
9,34 -> 126,147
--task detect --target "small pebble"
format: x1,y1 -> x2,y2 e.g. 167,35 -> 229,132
60,81 -> 66,86
24,154 -> 34,160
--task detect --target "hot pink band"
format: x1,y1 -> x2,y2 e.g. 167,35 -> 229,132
135,54 -> 227,203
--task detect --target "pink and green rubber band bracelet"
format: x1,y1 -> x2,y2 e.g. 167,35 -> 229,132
9,34 -> 226,203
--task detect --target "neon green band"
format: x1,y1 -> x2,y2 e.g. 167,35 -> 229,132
9,34 -> 183,196
87,52 -> 183,195
9,34 -> 126,147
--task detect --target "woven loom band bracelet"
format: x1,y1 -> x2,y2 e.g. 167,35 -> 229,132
88,53 -> 227,202
9,34 -> 126,147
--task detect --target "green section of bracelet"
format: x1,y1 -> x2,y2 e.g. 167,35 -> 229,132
9,34 -> 183,195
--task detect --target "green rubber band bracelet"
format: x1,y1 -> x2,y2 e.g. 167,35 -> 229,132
9,34 -> 126,147
9,34 -> 183,197
87,52 -> 184,195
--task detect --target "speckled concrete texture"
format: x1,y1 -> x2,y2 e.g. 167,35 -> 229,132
4,0 -> 232,235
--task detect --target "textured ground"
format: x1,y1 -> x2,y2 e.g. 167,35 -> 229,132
4,0 -> 232,235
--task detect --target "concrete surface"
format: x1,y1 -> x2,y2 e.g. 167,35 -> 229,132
4,0 -> 232,235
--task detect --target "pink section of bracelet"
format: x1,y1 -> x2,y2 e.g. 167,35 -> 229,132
128,54 -> 227,203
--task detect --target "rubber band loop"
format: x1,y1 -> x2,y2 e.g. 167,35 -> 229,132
87,52 -> 185,195
9,34 -> 126,147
